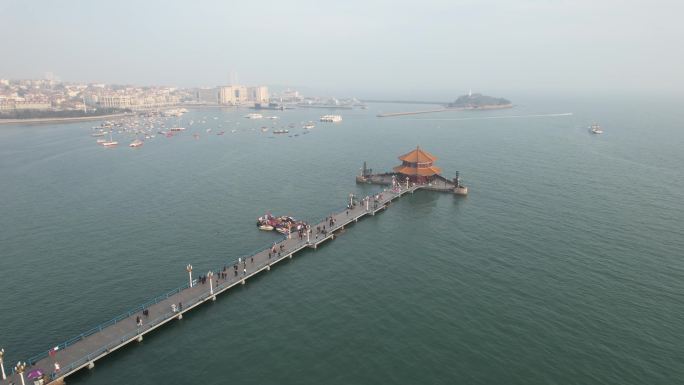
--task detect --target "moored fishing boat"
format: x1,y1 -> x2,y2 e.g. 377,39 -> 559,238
101,132 -> 118,147
129,139 -> 143,148
320,114 -> 342,122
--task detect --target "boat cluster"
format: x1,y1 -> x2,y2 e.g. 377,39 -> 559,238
256,213 -> 307,234
89,109 -> 203,148
90,109 -> 341,150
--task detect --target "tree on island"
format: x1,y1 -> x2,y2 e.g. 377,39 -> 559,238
447,93 -> 511,108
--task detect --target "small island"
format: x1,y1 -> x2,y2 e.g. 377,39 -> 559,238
376,91 -> 513,117
445,92 -> 512,110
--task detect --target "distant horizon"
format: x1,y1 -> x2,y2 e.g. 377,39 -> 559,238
2,0 -> 683,98
3,76 -> 682,102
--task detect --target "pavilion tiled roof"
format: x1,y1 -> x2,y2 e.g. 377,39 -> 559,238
398,146 -> 438,163
393,164 -> 442,176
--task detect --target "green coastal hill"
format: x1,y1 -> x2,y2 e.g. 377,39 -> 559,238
446,93 -> 512,110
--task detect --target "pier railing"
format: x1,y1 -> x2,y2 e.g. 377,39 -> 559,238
14,186 -> 416,379
45,286 -> 216,381
25,281 -> 191,366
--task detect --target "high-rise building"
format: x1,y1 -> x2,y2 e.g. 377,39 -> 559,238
218,85 -> 269,105
196,88 -> 219,104
219,85 -> 247,105
248,86 -> 269,103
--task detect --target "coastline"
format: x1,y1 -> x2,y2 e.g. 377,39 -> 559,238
447,103 -> 514,111
0,112 -> 135,126
377,104 -> 514,118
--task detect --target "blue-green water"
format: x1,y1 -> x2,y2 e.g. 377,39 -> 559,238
1,97 -> 683,384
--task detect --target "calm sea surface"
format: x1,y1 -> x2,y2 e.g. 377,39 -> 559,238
0,96 -> 682,384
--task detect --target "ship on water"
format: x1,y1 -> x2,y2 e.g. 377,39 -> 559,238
590,123 -> 603,134
320,115 -> 342,122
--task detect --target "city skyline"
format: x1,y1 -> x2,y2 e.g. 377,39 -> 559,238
1,0 -> 683,98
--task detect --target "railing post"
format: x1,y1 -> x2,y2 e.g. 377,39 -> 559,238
0,348 -> 6,380
187,264 -> 193,288
15,362 -> 26,385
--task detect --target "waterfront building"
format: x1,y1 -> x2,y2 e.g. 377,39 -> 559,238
219,85 -> 248,105
99,95 -> 132,109
0,98 -> 51,111
248,86 -> 269,104
357,146 -> 467,195
196,87 -> 219,104
392,146 -> 442,184
219,85 -> 269,105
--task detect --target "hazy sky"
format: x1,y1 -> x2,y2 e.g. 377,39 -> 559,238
1,0 -> 682,97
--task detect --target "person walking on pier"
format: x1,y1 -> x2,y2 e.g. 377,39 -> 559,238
243,268 -> 246,276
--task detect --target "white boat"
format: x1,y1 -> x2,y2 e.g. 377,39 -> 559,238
244,113 -> 263,119
96,139 -> 107,145
129,139 -> 144,148
102,132 -> 118,147
590,123 -> 603,134
258,225 -> 274,231
303,122 -> 315,129
162,108 -> 185,117
170,126 -> 186,131
320,115 -> 342,122
273,129 -> 289,134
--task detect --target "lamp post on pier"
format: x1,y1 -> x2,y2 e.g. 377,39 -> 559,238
208,271 -> 215,300
187,264 -> 193,288
15,361 -> 26,385
0,348 -> 6,380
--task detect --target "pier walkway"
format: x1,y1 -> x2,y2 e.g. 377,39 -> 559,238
1,184 -> 422,385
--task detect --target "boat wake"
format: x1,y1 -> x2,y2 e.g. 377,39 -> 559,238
408,112 -> 573,121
